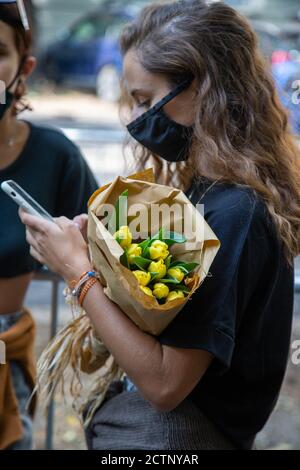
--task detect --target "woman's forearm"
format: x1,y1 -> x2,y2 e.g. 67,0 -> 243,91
81,281 -> 167,409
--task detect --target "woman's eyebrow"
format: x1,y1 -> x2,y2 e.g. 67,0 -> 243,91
130,88 -> 151,98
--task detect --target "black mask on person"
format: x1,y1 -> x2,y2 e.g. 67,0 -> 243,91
0,87 -> 14,120
0,60 -> 25,120
127,78 -> 194,162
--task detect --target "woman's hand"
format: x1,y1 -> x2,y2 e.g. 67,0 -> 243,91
19,208 -> 92,284
73,214 -> 88,243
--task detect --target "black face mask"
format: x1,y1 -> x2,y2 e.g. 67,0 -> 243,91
0,88 -> 14,120
0,59 -> 26,120
127,78 -> 194,162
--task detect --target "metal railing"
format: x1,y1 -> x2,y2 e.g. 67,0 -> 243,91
33,268 -> 62,450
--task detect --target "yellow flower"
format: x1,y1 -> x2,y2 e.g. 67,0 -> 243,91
140,286 -> 153,297
167,267 -> 185,283
114,226 -> 132,249
127,244 -> 142,264
132,270 -> 151,287
149,240 -> 169,261
148,259 -> 167,280
166,290 -> 185,302
153,283 -> 170,300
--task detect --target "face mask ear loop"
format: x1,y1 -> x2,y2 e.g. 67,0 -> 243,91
128,77 -> 194,130
6,55 -> 27,92
152,78 -> 194,113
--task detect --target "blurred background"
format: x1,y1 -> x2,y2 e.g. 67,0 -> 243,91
20,0 -> 300,450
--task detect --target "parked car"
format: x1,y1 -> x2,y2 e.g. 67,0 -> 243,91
39,7 -> 137,101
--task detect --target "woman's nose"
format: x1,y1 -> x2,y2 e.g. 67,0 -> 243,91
131,107 -> 143,121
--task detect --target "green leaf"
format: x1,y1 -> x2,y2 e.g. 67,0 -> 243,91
150,272 -> 159,281
165,255 -> 172,270
132,256 -> 151,271
148,230 -> 186,246
158,278 -> 181,285
168,263 -> 189,275
115,235 -> 122,246
108,189 -> 128,234
170,284 -> 190,294
151,228 -> 164,241
120,251 -> 129,269
161,231 -> 187,246
169,261 -> 199,273
139,239 -> 151,250
138,239 -> 152,258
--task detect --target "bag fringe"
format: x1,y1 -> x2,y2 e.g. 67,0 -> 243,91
28,311 -> 124,427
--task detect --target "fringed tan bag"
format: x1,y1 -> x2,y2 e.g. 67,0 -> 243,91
32,311 -> 125,427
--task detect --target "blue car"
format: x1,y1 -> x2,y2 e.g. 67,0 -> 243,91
40,7 -> 136,101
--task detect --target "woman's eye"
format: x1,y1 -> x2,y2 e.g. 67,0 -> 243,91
138,100 -> 150,109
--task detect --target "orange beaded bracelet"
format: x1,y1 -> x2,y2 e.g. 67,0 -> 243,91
68,271 -> 91,290
78,277 -> 98,307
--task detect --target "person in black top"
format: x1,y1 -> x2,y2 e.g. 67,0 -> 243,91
0,3 -> 98,450
19,0 -> 300,450
157,180 -> 295,449
0,121 -> 98,277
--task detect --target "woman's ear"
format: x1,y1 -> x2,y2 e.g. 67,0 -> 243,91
13,56 -> 36,114
20,56 -> 36,81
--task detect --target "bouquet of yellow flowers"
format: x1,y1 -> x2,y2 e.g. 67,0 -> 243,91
34,170 -> 220,425
112,196 -> 200,305
87,169 -> 220,335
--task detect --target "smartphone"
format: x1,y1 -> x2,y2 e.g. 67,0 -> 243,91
1,180 -> 55,223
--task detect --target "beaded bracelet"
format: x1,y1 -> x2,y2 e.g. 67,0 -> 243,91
71,271 -> 100,297
78,277 -> 98,307
63,270 -> 101,310
68,270 -> 90,291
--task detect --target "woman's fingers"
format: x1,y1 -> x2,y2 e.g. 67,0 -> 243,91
73,214 -> 88,230
29,245 -> 44,264
26,226 -> 46,264
26,228 -> 43,253
73,214 -> 88,241
54,216 -> 79,231
19,208 -> 50,234
26,227 -> 38,246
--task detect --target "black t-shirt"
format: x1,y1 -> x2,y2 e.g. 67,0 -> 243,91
0,121 -> 99,278
157,178 -> 294,450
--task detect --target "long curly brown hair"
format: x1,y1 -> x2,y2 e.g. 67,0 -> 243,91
119,0 -> 300,264
0,2 -> 33,114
